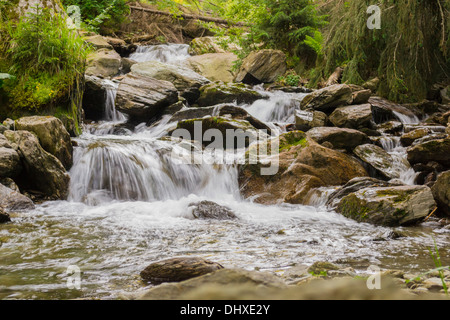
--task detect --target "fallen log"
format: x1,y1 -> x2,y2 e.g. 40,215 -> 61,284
129,5 -> 247,26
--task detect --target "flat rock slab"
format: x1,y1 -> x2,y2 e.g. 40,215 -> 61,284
140,257 -> 224,284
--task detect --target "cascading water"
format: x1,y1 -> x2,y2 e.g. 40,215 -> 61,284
129,43 -> 190,64
1,44 -> 448,300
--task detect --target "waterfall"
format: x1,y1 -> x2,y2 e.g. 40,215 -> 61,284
129,44 -> 190,63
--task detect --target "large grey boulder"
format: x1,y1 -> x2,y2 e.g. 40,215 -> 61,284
196,82 -> 266,107
0,183 -> 35,212
15,116 -> 73,169
407,137 -> 450,167
235,49 -> 287,84
115,74 -> 179,122
3,130 -> 70,199
431,171 -> 450,216
329,104 -> 373,129
182,53 -> 238,83
140,257 -> 224,284
307,127 -> 370,151
300,84 -> 353,112
131,61 -> 210,103
335,185 -> 436,226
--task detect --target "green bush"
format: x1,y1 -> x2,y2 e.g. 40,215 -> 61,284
2,5 -> 89,113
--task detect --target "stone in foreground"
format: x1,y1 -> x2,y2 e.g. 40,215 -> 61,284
140,257 -> 224,284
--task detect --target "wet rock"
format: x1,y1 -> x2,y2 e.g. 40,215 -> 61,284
370,96 -> 419,124
82,75 -> 107,121
307,127 -> 370,152
300,84 -> 353,113
353,144 -> 405,180
0,209 -> 10,223
15,116 -> 73,170
188,36 -> 241,55
351,89 -> 372,105
329,103 -> 373,129
83,35 -> 113,50
131,60 -> 210,103
335,185 -> 436,226
431,171 -> 450,216
235,49 -> 287,84
182,53 -> 237,83
85,48 -> 122,78
377,121 -> 403,134
239,131 -> 368,204
400,128 -> 431,147
175,116 -> 262,149
295,110 -> 327,131
3,130 -> 70,200
307,261 -> 340,275
407,137 -> 450,167
196,82 -> 266,108
0,183 -> 34,212
140,257 -> 224,284
115,74 -> 179,122
138,268 -> 286,300
104,37 -> 137,57
188,200 -> 237,220
0,136 -> 22,178
326,177 -> 395,208
121,57 -> 137,74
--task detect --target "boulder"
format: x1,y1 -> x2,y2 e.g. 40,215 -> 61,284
306,127 -> 370,151
329,104 -> 373,129
295,110 -> 327,131
3,130 -> 70,199
15,116 -> 73,169
431,171 -> 450,216
85,48 -> 122,78
121,57 -> 137,74
175,116 -> 263,149
188,200 -> 237,220
300,84 -> 353,112
400,128 -> 431,147
369,96 -> 418,124
83,35 -> 113,50
196,82 -> 266,107
335,185 -> 436,226
407,137 -> 450,167
0,135 -> 22,178
182,53 -> 238,83
351,89 -> 372,105
104,37 -> 137,57
188,36 -> 241,55
235,49 -> 287,84
0,183 -> 35,212
131,61 -> 210,104
239,131 -> 368,204
326,177 -> 396,209
140,257 -> 224,284
115,74 -> 179,122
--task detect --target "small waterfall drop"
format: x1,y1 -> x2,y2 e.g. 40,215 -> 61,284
129,44 -> 190,63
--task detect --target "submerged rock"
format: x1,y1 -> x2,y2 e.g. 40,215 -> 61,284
196,82 -> 266,108
235,49 -> 287,84
335,185 -> 436,226
115,74 -> 179,122
431,171 -> 450,216
140,257 -> 224,284
15,116 -> 73,169
300,84 -> 353,112
188,200 -> 237,220
131,60 -> 210,103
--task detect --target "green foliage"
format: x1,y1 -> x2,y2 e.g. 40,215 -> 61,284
277,72 -> 302,87
313,0 -> 450,103
61,0 -> 130,32
2,5 -> 89,113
